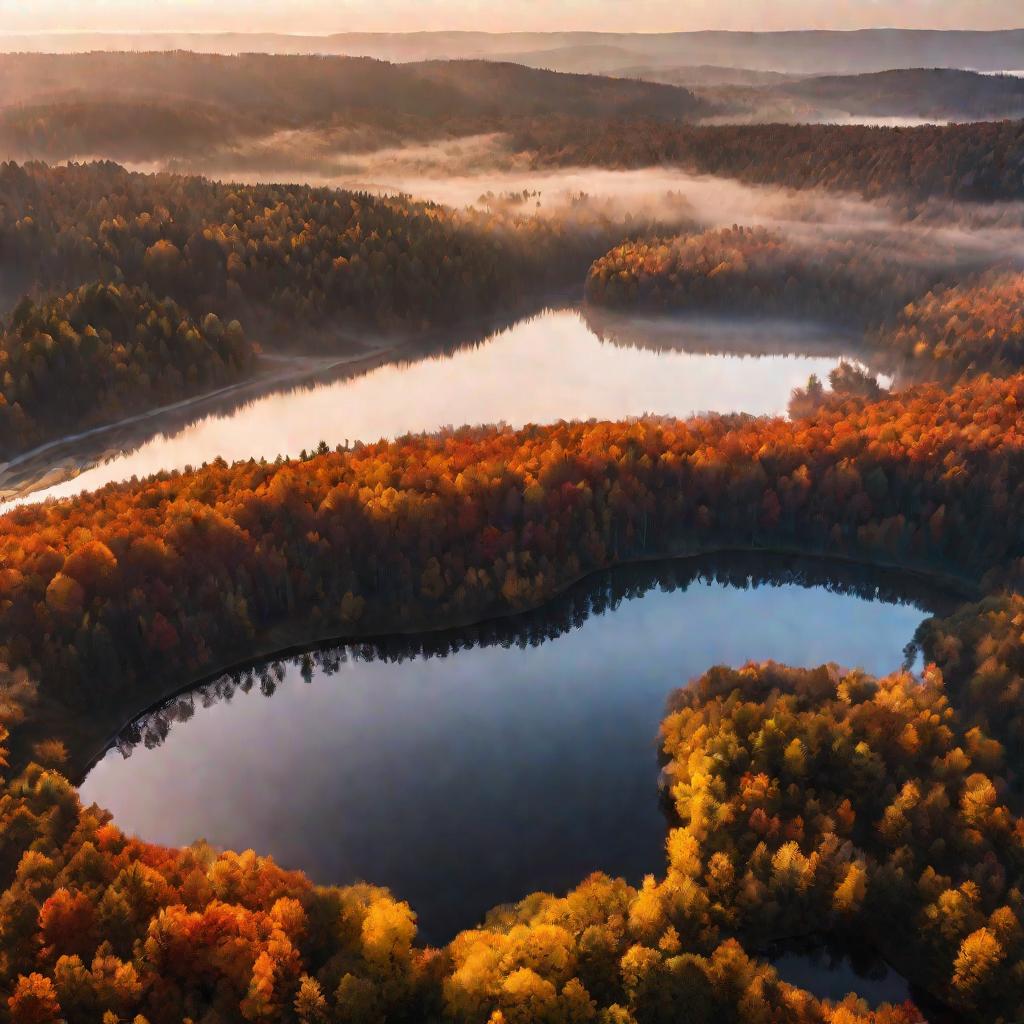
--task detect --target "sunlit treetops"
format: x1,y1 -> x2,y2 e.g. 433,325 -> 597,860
1,368 -> 1023,710
584,226 -> 943,325
586,228 -> 1024,383
1,649 -> 1021,1020
872,271 -> 1024,382
654,660 -> 1024,1019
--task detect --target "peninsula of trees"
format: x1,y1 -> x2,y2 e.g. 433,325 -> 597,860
0,282 -> 252,458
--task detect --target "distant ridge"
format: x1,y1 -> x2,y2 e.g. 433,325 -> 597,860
0,29 -> 1021,74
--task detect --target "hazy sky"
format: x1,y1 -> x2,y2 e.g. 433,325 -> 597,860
1,0 -> 1020,34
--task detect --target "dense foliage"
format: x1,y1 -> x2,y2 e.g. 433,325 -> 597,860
586,227 -> 1024,383
915,591 -> 1024,760
0,158 -> 664,455
440,657 -> 1024,1022
656,661 -> 1024,1019
521,117 -> 1024,201
0,282 -> 253,457
0,368 -> 1021,717
871,271 -> 1024,382
0,677 -> 437,1024
4,648 -> 1022,1020
0,348 -> 1022,1019
0,161 -> 648,335
583,226 -> 939,326
0,90 -> 1023,1023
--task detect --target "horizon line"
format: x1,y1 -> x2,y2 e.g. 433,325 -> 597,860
2,26 -> 1023,38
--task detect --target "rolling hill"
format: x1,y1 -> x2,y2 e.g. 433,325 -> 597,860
0,29 -> 1021,75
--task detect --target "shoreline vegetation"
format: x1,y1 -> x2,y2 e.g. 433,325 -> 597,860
0,143 -> 1019,470
0,87 -> 1022,1017
0,292 -> 580,503
4,369 -> 1020,709
2,361 -> 1024,1018
585,227 -> 1024,384
72,545 -> 974,784
0,158 -> 673,463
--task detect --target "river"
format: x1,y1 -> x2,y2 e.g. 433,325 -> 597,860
4,307 -> 870,505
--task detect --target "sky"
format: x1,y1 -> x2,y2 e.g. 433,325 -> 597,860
1,0 -> 1020,35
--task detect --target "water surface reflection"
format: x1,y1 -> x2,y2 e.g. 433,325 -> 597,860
10,309 -> 869,505
82,554 -> 958,944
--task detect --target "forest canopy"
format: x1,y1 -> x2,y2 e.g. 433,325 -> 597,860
0,161 -> 656,335
0,53 -> 1022,1021
0,281 -> 253,458
585,227 -> 1024,383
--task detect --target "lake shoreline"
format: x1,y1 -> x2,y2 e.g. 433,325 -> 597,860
5,300 -> 875,508
1,289 -> 582,504
68,543 -> 979,785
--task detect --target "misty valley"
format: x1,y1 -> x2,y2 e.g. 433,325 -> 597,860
0,23 -> 1024,1024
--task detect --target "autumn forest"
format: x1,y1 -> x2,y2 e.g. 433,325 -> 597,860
0,27 -> 1023,1024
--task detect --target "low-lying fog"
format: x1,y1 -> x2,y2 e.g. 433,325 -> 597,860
150,142 -> 1024,270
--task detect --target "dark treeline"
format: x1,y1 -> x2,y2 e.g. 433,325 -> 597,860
0,161 -> 652,335
519,117 -> 1024,202
0,160 -> 663,452
0,281 -> 254,458
109,550 -> 960,765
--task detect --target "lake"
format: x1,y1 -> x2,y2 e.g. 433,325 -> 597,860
6,307 -> 868,505
81,553 -> 958,948
770,942 -> 911,1008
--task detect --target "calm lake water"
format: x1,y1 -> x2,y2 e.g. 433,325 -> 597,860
13,308 -> 865,505
82,555 -> 956,948
770,944 -> 911,1008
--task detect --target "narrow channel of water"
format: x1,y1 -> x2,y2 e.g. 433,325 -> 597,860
9,308 -> 868,505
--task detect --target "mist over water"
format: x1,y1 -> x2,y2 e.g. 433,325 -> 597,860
148,147 -> 1024,270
